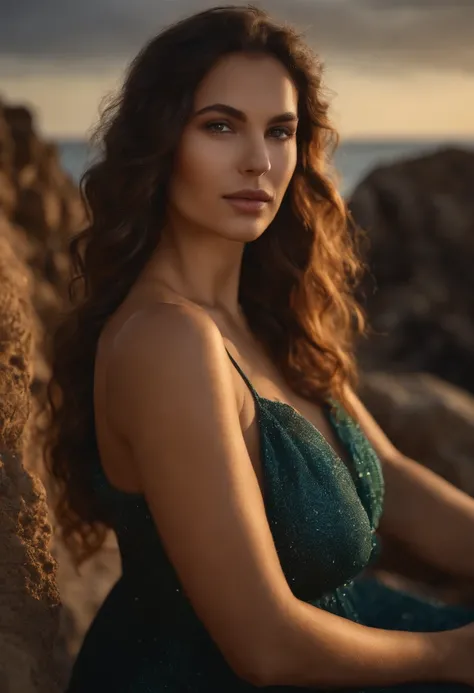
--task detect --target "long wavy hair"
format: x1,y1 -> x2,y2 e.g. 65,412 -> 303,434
44,4 -> 370,566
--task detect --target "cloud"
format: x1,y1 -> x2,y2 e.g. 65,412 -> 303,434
0,0 -> 473,73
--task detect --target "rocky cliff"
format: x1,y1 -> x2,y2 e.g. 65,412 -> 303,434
0,99 -> 82,693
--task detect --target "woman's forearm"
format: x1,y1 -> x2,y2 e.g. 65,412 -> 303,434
379,454 -> 474,578
264,597 -> 456,689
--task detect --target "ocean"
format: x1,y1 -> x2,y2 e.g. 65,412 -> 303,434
58,138 -> 474,198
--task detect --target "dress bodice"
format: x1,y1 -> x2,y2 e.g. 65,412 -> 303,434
91,349 -> 384,615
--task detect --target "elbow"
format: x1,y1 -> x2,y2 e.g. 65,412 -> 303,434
234,652 -> 278,688
219,605 -> 292,686
230,635 -> 285,687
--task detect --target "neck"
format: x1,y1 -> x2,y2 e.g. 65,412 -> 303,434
143,219 -> 246,320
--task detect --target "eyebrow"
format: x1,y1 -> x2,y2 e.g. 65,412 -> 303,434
193,103 -> 298,125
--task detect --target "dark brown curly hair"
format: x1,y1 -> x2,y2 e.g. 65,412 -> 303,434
44,4 -> 369,566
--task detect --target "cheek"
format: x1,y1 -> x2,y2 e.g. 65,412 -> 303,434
272,145 -> 297,192
172,133 -> 224,194
167,136 -> 226,223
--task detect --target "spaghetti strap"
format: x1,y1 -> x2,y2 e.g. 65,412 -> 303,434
224,347 -> 260,401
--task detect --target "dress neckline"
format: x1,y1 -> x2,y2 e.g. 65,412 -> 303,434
223,348 -> 357,484
95,349 -> 356,501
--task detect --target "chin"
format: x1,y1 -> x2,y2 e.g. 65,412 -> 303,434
221,218 -> 269,243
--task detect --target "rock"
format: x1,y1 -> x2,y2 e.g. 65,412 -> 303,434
3,106 -> 42,173
15,183 -> 63,239
0,169 -> 16,217
54,533 -> 121,657
0,102 -> 14,174
361,371 -> 474,500
0,452 -> 67,693
0,233 -> 67,692
360,371 -> 474,605
0,100 -> 85,243
349,147 -> 474,396
0,95 -> 85,686
0,97 -> 112,672
0,96 -> 84,380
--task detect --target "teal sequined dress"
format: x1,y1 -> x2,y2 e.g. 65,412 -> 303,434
67,350 -> 474,692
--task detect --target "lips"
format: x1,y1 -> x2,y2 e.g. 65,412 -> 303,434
223,189 -> 272,202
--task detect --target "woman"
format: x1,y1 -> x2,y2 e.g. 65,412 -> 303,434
45,5 -> 474,692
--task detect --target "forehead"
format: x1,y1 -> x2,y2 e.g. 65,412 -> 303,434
194,52 -> 298,115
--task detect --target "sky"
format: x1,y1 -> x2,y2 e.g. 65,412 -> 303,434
0,0 -> 473,140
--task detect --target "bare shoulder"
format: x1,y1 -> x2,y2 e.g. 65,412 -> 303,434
104,301 -> 235,435
111,301 -> 223,365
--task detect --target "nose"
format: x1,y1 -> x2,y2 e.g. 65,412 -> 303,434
239,136 -> 271,177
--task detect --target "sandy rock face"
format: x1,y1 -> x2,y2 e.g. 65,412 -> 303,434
0,97 -> 121,679
0,95 -> 88,690
0,233 -> 67,692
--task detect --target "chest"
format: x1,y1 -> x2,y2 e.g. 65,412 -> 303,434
250,400 -> 379,601
238,379 -> 355,492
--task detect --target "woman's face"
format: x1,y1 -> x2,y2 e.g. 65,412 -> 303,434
167,52 -> 299,244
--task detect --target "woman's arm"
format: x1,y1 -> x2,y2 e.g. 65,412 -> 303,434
344,385 -> 474,579
106,304 -> 466,689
